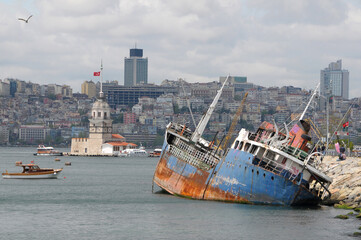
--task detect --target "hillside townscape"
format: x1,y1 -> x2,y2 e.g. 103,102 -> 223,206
1,67 -> 360,148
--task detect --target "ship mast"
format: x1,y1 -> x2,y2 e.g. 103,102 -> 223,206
299,83 -> 320,120
191,75 -> 230,143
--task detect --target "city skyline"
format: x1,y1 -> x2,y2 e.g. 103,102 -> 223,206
1,1 -> 361,97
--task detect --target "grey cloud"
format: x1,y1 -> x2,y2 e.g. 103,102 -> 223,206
0,0 -> 360,98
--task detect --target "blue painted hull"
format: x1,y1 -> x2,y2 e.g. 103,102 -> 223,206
153,143 -> 320,206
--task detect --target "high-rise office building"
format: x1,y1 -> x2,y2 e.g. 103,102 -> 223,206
320,60 -> 349,100
124,48 -> 148,86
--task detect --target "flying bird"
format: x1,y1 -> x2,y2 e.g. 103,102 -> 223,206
18,15 -> 33,23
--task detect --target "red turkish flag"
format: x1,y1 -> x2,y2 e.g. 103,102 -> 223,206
93,72 -> 100,76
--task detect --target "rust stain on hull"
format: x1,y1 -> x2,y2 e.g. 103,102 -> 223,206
154,153 -> 210,199
154,153 -> 250,203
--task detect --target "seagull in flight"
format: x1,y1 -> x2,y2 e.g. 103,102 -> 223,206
18,15 -> 33,23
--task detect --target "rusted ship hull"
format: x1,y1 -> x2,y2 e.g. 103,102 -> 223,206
154,144 -> 320,206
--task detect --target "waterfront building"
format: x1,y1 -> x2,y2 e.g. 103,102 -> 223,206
19,125 -> 49,143
320,59 -> 349,100
70,90 -> 137,156
81,81 -> 97,98
124,48 -> 148,86
0,125 -> 9,144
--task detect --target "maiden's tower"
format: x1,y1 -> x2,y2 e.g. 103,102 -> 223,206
70,66 -> 137,156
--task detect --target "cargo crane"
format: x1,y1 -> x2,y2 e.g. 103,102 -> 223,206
220,92 -> 248,150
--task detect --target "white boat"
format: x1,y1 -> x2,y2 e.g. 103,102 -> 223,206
129,149 -> 148,156
2,164 -> 63,179
149,148 -> 162,157
34,145 -> 63,156
122,148 -> 148,156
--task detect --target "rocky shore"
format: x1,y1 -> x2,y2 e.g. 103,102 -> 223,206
320,156 -> 361,208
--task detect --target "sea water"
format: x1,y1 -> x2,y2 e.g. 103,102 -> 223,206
0,147 -> 360,240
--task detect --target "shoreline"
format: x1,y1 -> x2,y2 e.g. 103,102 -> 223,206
321,156 -> 361,209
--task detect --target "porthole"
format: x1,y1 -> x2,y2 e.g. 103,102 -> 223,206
252,169 -> 254,173
257,171 -> 259,175
263,173 -> 266,178
271,176 -> 274,181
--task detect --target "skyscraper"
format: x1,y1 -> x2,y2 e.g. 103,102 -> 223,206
320,60 -> 349,99
124,48 -> 148,86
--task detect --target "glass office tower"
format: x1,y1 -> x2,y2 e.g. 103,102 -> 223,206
124,48 -> 148,86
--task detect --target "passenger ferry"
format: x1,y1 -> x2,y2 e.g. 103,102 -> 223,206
124,148 -> 148,156
34,145 -> 63,156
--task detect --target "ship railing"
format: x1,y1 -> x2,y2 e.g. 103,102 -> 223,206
170,138 -> 219,170
256,156 -> 299,182
276,144 -> 320,168
279,145 -> 308,161
248,131 -> 320,169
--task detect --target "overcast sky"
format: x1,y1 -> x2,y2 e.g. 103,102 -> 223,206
0,0 -> 360,97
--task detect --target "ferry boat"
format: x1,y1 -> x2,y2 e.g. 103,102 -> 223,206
34,145 -> 63,156
2,164 -> 63,179
153,78 -> 332,206
149,149 -> 162,157
123,148 -> 148,156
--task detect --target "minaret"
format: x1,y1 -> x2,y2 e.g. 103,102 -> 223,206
88,60 -> 112,141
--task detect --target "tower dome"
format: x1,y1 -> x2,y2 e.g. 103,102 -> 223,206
91,98 -> 111,120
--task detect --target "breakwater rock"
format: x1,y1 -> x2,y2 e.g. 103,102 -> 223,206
320,156 -> 361,208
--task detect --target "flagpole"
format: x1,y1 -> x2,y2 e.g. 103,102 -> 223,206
100,59 -> 103,98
